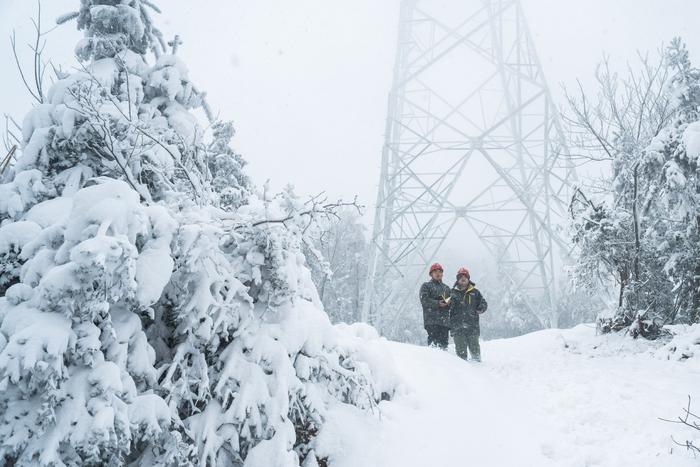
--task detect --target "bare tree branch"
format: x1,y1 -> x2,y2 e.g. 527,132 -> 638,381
659,395 -> 700,455
0,145 -> 17,176
249,196 -> 362,228
10,0 -> 53,104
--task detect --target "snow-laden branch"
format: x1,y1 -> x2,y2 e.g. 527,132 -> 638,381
249,195 -> 362,228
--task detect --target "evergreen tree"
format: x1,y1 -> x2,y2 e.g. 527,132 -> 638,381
0,2 -> 394,465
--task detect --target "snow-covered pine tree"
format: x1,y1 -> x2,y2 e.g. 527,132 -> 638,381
0,2 -> 395,465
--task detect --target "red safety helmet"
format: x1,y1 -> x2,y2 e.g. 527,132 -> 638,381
429,263 -> 444,274
456,267 -> 470,279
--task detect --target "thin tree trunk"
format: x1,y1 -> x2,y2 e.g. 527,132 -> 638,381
618,269 -> 629,308
354,256 -> 361,322
632,164 -> 641,313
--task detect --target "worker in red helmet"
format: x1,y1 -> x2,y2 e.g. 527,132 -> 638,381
419,263 -> 452,349
449,267 -> 488,361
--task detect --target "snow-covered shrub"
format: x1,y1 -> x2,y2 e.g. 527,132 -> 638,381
149,195 -> 394,465
0,1 -> 394,465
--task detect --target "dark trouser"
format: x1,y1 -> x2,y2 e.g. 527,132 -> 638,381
425,325 -> 449,349
452,328 -> 481,361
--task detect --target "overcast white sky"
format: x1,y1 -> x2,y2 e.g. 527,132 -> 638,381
2,0 -> 699,224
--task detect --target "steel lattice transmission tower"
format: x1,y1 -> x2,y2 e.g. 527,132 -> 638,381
362,0 -> 576,337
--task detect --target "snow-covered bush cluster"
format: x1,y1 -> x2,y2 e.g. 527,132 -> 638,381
0,1 -> 395,465
568,39 -> 700,337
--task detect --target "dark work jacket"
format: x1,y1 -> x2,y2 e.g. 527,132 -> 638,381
419,279 -> 452,327
449,282 -> 488,333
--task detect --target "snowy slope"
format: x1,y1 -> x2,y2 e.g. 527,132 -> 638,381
315,325 -> 700,467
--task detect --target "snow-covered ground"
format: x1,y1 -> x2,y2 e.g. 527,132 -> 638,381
316,325 -> 700,467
